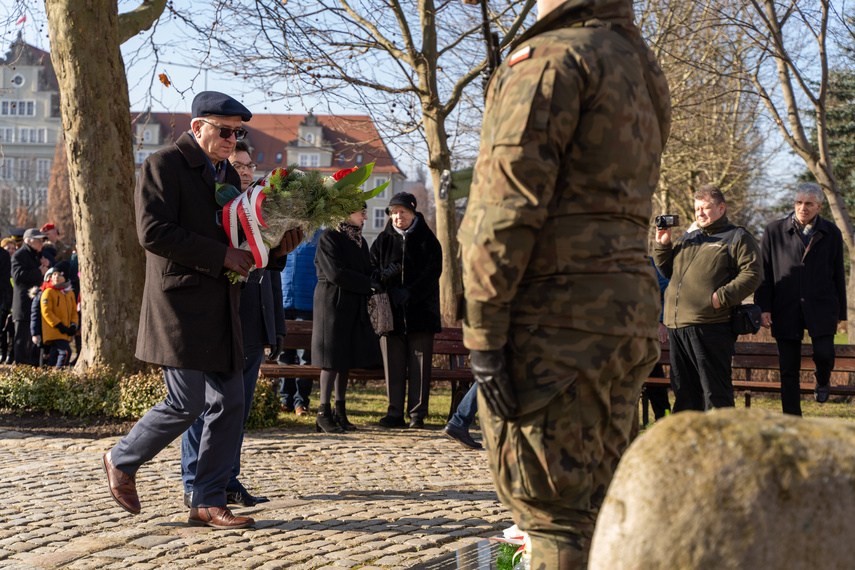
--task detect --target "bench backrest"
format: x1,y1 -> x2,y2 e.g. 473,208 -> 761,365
283,319 -> 469,356
659,341 -> 855,371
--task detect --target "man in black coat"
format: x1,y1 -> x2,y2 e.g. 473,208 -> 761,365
756,183 -> 847,414
11,228 -> 50,365
102,91 -> 301,530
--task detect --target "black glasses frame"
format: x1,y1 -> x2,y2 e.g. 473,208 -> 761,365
199,118 -> 247,141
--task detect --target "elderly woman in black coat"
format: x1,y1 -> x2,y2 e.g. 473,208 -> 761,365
312,204 -> 381,433
370,192 -> 443,429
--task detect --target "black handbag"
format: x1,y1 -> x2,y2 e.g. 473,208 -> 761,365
731,304 -> 762,335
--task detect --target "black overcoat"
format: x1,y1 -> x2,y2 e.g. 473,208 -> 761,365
755,214 -> 846,339
369,213 -> 442,335
11,244 -> 44,321
134,131 -> 288,372
311,226 -> 381,369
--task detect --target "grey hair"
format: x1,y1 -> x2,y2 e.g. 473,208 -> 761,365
795,183 -> 823,204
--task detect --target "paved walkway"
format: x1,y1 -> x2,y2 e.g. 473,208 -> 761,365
0,425 -> 509,569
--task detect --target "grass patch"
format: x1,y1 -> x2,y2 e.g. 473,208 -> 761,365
273,379 -> 456,429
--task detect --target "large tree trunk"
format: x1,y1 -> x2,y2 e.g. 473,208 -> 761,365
43,0 -> 163,370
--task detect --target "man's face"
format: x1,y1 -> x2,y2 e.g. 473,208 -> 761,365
694,198 -> 725,228
229,150 -> 255,191
389,205 -> 415,230
45,229 -> 59,243
26,238 -> 44,252
794,192 -> 821,225
192,115 -> 243,163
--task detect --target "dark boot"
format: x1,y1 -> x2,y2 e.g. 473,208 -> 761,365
316,403 -> 344,433
333,401 -> 357,431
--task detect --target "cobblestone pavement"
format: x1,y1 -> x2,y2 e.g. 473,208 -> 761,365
0,425 -> 510,569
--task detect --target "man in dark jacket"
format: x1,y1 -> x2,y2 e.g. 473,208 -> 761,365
11,228 -> 50,365
102,91 -> 301,530
755,183 -> 846,413
180,141 -> 287,507
654,184 -> 762,412
370,192 -> 442,429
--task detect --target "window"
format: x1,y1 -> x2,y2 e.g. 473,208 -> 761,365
298,153 -> 319,167
36,159 -> 51,181
337,153 -> 345,165
0,100 -> 36,116
19,128 -> 47,144
373,176 -> 389,199
256,151 -> 264,163
0,158 -> 14,180
136,150 -> 154,164
305,132 -> 315,144
11,74 -> 24,87
0,128 -> 13,143
17,158 -> 30,180
355,153 -> 363,164
142,129 -> 152,142
275,152 -> 283,164
373,207 -> 387,230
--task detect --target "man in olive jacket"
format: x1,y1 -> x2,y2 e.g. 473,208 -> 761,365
755,183 -> 846,414
102,91 -> 300,530
654,184 -> 762,412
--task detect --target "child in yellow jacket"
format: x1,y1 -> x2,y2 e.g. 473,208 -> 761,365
40,265 -> 78,368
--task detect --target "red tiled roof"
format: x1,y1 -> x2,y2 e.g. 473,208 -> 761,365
133,112 -> 401,177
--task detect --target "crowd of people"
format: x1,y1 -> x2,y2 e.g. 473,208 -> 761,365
0,223 -> 79,369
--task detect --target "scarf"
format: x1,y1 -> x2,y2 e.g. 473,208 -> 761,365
337,220 -> 364,245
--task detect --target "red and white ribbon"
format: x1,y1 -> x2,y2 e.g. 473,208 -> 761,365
222,186 -> 269,269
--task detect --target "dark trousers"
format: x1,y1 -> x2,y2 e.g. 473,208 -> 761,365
669,322 -> 737,412
776,335 -> 835,416
48,339 -> 71,368
380,332 -> 434,420
181,347 -> 264,493
13,318 -> 34,366
111,366 -> 244,508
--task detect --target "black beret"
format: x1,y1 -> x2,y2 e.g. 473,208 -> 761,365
386,192 -> 418,215
191,91 -> 252,121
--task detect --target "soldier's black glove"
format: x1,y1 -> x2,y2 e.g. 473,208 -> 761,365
380,262 -> 402,282
267,333 -> 287,362
389,287 -> 410,307
470,348 -> 519,420
57,323 -> 72,336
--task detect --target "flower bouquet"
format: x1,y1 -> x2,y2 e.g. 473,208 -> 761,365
216,162 -> 389,283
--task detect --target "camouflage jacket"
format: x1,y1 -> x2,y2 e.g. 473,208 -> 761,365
459,0 -> 671,350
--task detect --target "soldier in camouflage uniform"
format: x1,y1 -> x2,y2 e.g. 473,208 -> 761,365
458,0 -> 671,567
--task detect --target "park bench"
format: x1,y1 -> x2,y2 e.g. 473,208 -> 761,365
258,319 -> 474,418
642,341 -> 855,424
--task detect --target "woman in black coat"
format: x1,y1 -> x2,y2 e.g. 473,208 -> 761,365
311,204 -> 381,432
369,192 -> 442,429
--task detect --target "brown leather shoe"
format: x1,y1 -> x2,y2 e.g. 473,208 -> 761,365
102,451 -> 140,515
295,406 -> 309,417
188,506 -> 255,529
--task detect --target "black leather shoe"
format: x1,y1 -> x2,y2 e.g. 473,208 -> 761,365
226,482 -> 269,507
443,424 -> 483,450
409,418 -> 426,429
815,383 -> 831,403
183,491 -> 193,508
378,415 -> 407,428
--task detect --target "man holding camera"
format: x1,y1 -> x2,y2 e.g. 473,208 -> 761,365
654,184 -> 762,412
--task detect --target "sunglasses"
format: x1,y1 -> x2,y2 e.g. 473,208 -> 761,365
198,118 -> 247,141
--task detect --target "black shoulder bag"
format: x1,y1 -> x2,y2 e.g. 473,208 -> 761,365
726,227 -> 761,335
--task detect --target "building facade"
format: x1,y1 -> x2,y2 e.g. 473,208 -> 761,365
133,110 -> 405,243
0,33 -> 60,230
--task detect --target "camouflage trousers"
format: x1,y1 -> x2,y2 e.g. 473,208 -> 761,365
479,326 -> 659,569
